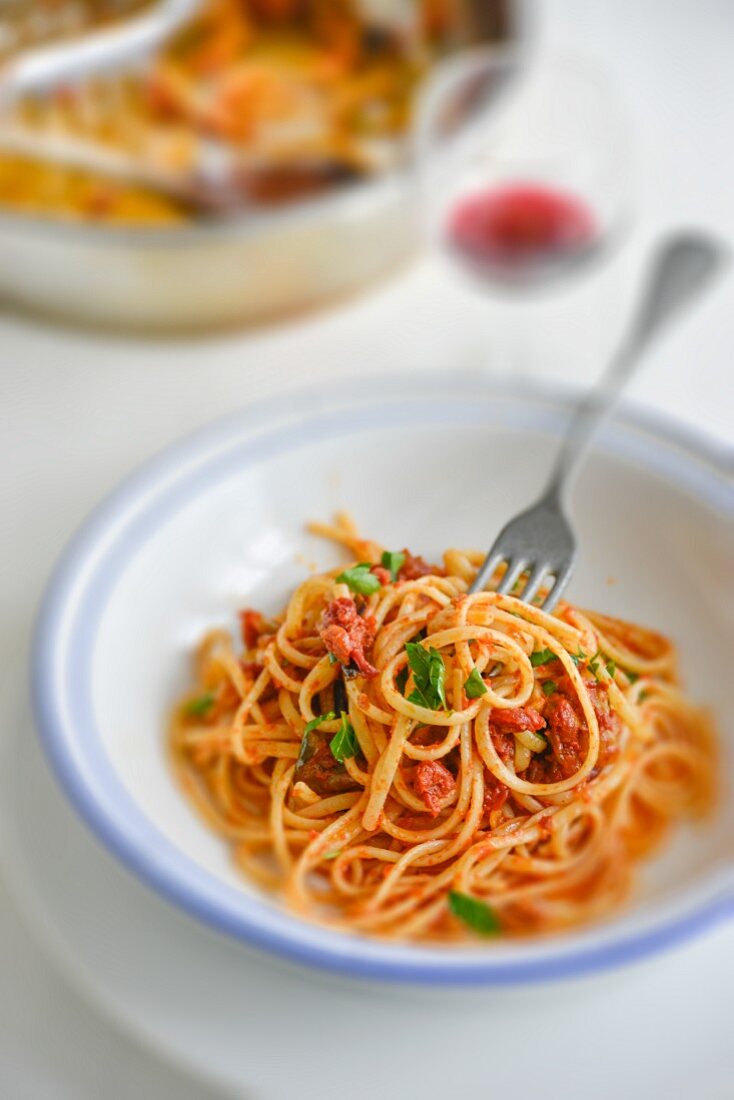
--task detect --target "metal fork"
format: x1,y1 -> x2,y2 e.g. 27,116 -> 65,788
470,232 -> 727,610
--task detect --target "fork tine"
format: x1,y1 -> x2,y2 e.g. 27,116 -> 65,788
495,557 -> 527,596
520,563 -> 550,606
540,564 -> 574,613
470,550 -> 504,593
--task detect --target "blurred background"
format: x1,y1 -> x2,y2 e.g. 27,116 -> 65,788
0,0 -> 732,1097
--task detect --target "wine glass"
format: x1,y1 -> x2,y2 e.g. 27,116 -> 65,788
413,48 -> 635,295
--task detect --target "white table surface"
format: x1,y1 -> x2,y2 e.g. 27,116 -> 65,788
1,0 -> 733,1096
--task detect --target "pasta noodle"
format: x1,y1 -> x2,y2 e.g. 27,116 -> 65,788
170,514 -> 716,941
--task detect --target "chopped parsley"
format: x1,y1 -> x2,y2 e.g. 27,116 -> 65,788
448,891 -> 501,936
464,667 -> 488,699
323,849 -> 342,861
626,669 -> 640,684
571,650 -> 585,667
530,647 -> 555,667
329,711 -> 359,762
336,562 -> 382,596
589,651 -> 616,679
327,651 -> 338,665
304,711 -> 336,736
184,692 -> 215,718
405,642 -> 447,711
381,550 -> 406,581
542,680 -> 557,697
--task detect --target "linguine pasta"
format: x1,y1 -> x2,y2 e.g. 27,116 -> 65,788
170,514 -> 716,941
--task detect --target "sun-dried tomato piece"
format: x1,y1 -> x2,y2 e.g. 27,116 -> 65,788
369,565 -> 392,586
398,549 -> 443,581
489,706 -> 546,732
239,609 -> 266,650
482,772 -> 509,822
414,760 -> 456,816
543,696 -> 583,778
319,597 -> 377,677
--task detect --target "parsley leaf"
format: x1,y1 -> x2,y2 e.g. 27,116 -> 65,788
381,550 -> 406,582
404,642 -> 431,689
396,665 -> 409,695
589,651 -> 616,680
571,650 -> 585,667
336,563 -> 382,596
405,642 -> 447,711
323,849 -> 342,861
464,668 -> 488,699
626,669 -> 640,684
329,712 -> 359,762
448,891 -> 501,936
184,692 -> 215,717
542,680 -> 557,697
530,647 -> 555,667
327,652 -> 338,665
304,711 -> 336,736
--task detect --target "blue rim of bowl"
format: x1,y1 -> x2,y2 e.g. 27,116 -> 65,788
30,373 -> 734,986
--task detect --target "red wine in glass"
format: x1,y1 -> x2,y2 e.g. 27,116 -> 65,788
445,182 -> 599,288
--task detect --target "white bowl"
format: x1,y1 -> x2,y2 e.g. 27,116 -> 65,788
31,373 -> 734,985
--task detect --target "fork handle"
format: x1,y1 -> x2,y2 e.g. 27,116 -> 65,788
544,232 -> 728,503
